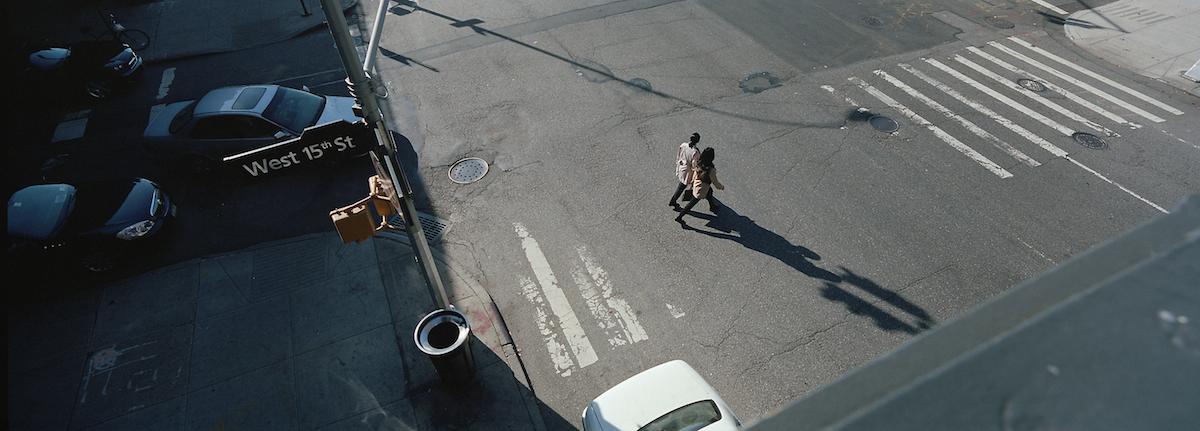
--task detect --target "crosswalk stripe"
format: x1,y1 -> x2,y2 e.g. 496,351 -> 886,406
930,56 -> 1077,137
987,41 -> 1166,123
1006,37 -> 1184,116
572,245 -> 648,347
515,223 -> 598,375
875,69 -> 1040,167
953,53 -> 1117,136
967,47 -> 1127,132
1030,0 -> 1069,15
520,277 -> 577,376
849,76 -> 1013,178
899,63 -> 1069,158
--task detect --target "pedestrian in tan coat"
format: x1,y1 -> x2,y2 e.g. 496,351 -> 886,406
675,147 -> 724,225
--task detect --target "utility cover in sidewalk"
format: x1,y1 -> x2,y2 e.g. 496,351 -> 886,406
449,157 -> 488,184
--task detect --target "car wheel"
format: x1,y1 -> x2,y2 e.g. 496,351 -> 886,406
82,251 -> 117,272
86,79 -> 114,99
182,154 -> 217,175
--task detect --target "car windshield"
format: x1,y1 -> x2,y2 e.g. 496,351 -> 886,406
261,87 -> 324,133
8,184 -> 76,241
638,400 -> 721,431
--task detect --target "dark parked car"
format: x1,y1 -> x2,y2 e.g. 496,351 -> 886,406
6,178 -> 174,272
5,38 -> 143,100
142,85 -> 363,174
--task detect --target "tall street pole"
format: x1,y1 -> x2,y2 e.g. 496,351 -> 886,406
317,0 -> 450,310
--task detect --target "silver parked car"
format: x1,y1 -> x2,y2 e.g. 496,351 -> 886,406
142,85 -> 361,174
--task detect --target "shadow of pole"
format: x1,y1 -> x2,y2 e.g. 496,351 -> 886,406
386,1 -> 844,129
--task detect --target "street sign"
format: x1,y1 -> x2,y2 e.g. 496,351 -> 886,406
223,120 -> 377,178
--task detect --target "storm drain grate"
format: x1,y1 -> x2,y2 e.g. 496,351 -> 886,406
869,115 -> 900,133
1072,132 -> 1108,149
386,211 -> 450,243
417,211 -> 449,243
449,157 -> 489,184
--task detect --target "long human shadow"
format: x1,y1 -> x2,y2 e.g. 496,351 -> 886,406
384,1 -> 844,129
820,267 -> 934,335
680,205 -> 934,334
678,204 -> 841,283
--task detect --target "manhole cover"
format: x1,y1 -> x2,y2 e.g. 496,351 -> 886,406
985,16 -> 1015,29
1072,132 -> 1108,149
1018,78 -> 1047,92
869,115 -> 900,133
449,157 -> 489,184
570,58 -> 613,83
739,72 -> 782,93
626,78 -> 652,92
862,16 -> 885,28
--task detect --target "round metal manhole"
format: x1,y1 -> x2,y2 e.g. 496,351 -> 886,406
570,58 -> 614,83
1072,132 -> 1108,149
862,16 -> 885,28
625,78 -> 652,92
448,157 -> 489,184
739,72 -> 782,94
1018,78 -> 1047,92
869,115 -> 900,133
985,16 -> 1015,29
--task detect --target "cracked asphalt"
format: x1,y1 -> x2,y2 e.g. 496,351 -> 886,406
350,0 -> 1198,426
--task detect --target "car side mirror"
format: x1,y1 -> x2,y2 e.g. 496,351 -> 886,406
274,131 -> 291,140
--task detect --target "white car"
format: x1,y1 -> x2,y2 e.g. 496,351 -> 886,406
582,360 -> 741,431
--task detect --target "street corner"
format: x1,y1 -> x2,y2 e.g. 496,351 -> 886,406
71,324 -> 193,429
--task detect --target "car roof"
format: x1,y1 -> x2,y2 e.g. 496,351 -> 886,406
194,85 -> 278,115
586,360 -> 732,431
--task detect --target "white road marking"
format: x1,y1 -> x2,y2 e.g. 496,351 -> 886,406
925,57 -> 1165,213
1064,156 -> 1168,213
876,68 -> 1040,166
514,223 -> 597,373
901,62 -> 1069,158
666,303 -> 686,318
965,47 -> 1127,132
821,84 -> 861,107
1007,37 -> 1184,116
952,52 -> 1114,136
987,41 -> 1165,123
573,246 -> 648,347
156,67 -> 175,100
849,76 -> 1013,178
1030,0 -> 1069,15
520,277 -> 576,376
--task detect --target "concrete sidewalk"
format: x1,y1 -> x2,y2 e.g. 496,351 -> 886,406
1064,0 -> 1200,96
7,232 -> 547,431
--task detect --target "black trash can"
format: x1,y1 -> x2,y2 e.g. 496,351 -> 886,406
414,308 -> 475,384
